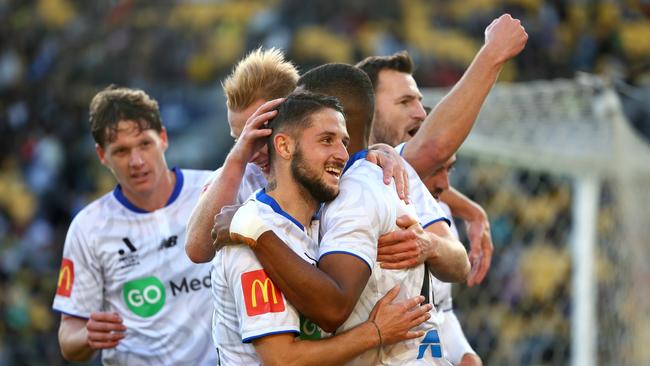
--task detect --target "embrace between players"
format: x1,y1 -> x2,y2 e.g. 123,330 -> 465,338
53,14 -> 527,366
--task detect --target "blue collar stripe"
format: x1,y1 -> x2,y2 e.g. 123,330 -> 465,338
343,149 -> 368,174
113,167 -> 184,214
256,189 -> 305,231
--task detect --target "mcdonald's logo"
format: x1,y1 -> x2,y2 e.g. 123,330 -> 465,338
241,269 -> 285,316
56,258 -> 74,297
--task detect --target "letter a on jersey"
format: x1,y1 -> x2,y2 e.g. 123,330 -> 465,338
241,269 -> 285,316
56,258 -> 74,297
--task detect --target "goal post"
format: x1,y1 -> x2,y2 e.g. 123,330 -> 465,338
421,74 -> 650,365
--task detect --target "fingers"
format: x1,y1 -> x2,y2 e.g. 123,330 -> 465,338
408,306 -> 433,329
379,259 -> 419,270
474,237 -> 493,285
381,154 -> 395,186
87,312 -> 126,350
378,229 -> 416,248
250,98 -> 284,122
89,312 -> 123,324
402,169 -> 410,204
395,215 -> 418,229
377,249 -> 419,263
230,232 -> 258,248
403,330 -> 426,340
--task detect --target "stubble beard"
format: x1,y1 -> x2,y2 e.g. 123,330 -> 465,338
291,147 -> 339,203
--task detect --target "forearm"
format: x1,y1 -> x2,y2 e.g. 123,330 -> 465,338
403,46 -> 503,177
253,232 -> 354,331
425,233 -> 470,283
257,322 -> 378,366
185,155 -> 246,263
440,187 -> 486,222
58,318 -> 95,362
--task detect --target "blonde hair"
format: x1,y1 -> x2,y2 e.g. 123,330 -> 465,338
223,47 -> 299,111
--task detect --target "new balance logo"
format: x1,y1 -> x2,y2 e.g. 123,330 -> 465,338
417,330 -> 442,359
158,235 -> 178,250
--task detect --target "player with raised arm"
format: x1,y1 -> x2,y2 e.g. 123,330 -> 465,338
357,13 -> 527,286
212,91 -> 433,365
53,86 -> 217,365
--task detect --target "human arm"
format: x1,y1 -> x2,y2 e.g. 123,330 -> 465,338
58,312 -> 126,362
402,14 -> 528,177
440,187 -> 493,286
377,216 -> 470,283
250,231 -> 372,332
185,98 -> 282,263
252,285 -> 431,366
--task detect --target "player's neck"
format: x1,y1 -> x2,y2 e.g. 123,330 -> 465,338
265,174 -> 318,229
122,169 -> 176,212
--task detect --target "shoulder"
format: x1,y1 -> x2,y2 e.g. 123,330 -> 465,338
65,191 -> 118,243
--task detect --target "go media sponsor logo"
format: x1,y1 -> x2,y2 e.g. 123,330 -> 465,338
56,258 -> 74,297
241,269 -> 285,316
123,277 -> 166,317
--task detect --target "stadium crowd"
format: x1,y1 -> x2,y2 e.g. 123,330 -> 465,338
0,0 -> 647,365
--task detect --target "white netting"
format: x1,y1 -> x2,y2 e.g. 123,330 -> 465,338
421,74 -> 650,365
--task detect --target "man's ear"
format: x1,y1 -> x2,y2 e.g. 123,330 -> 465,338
159,127 -> 169,151
96,143 -> 108,166
273,133 -> 294,160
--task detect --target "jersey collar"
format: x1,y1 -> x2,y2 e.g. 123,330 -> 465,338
343,149 -> 368,174
256,189 -> 304,231
113,167 -> 184,213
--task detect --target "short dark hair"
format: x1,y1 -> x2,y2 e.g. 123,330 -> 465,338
89,85 -> 163,147
267,91 -> 344,159
298,63 -> 374,143
355,51 -> 414,89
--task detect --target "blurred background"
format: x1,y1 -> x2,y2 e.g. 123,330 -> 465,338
1,0 -> 649,365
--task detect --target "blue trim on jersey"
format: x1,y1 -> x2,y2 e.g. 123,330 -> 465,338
396,142 -> 406,156
166,167 -> 184,206
320,251 -> 372,271
52,308 -> 89,320
422,217 -> 451,229
242,329 -> 299,343
113,168 -> 184,213
343,150 -> 368,174
256,189 -> 305,231
443,307 -> 454,312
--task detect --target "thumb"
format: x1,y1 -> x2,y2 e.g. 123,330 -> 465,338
395,215 -> 417,229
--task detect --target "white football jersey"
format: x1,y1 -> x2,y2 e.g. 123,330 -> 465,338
52,168 -> 217,366
211,190 -> 322,365
202,163 -> 267,204
319,155 -> 451,366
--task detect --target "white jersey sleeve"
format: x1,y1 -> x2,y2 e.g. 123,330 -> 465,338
227,247 -> 300,341
440,311 -> 477,365
53,214 -> 102,318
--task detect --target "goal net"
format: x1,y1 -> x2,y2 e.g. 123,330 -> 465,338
421,73 -> 650,366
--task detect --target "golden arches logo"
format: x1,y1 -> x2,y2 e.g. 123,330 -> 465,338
56,258 -> 74,297
251,278 -> 279,307
242,269 -> 285,316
